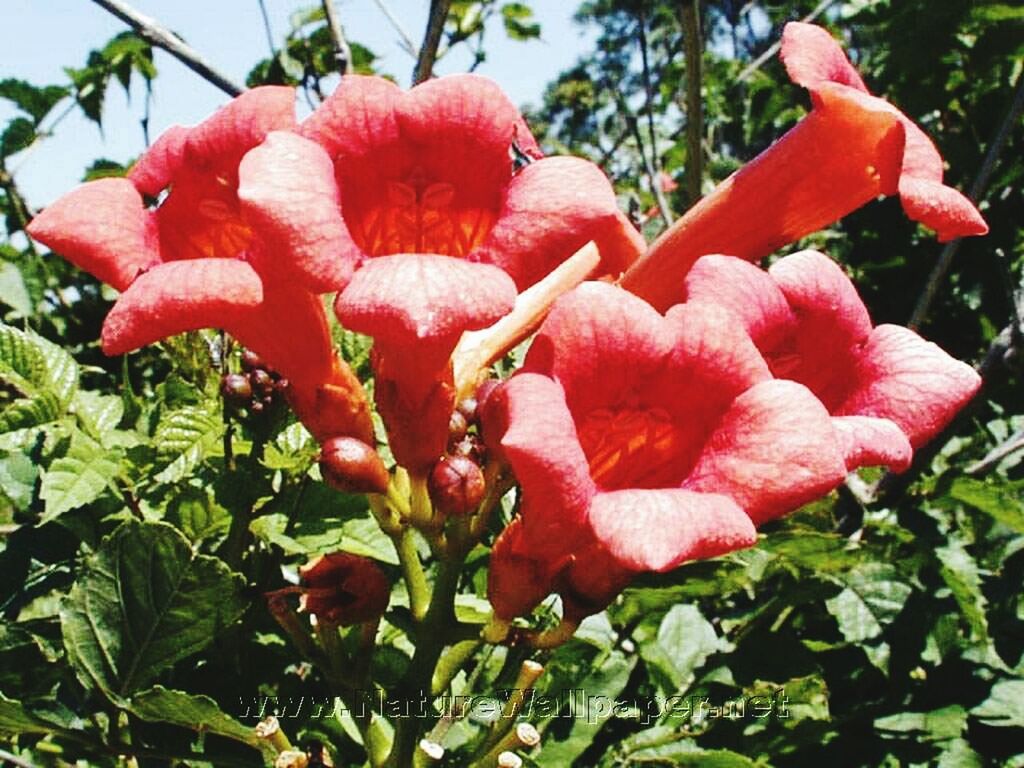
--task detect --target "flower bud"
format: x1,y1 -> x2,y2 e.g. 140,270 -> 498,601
299,552 -> 390,627
448,410 -> 469,443
241,349 -> 264,372
456,396 -> 479,424
220,373 -> 253,405
428,454 -> 485,516
250,368 -> 275,396
320,436 -> 389,495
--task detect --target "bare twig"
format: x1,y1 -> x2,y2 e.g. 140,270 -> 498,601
637,8 -> 674,225
680,0 -> 704,203
735,0 -> 836,83
321,0 -> 353,75
371,0 -> 419,58
413,0 -> 453,85
967,429 -> 1024,476
88,0 -> 245,96
908,75 -> 1024,329
256,0 -> 276,56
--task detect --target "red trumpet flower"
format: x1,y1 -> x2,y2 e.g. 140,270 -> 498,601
483,283 -> 856,620
621,22 -> 987,311
302,73 -> 644,470
683,251 -> 981,467
27,88 -> 377,450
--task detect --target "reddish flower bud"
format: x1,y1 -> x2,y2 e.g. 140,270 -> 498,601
320,436 -> 389,495
452,434 -> 487,464
220,373 -> 253,404
250,368 -> 275,396
429,454 -> 485,516
448,410 -> 469,443
241,349 -> 265,372
299,552 -> 390,627
456,396 -> 479,424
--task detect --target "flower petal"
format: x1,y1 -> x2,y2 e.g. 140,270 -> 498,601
485,373 -> 595,557
588,489 -> 756,572
26,179 -> 159,291
238,131 -> 355,292
685,380 -> 848,525
831,415 -> 912,473
522,282 -> 673,418
101,259 -> 263,354
397,74 -> 540,202
836,324 -> 981,448
683,254 -> 795,351
337,254 -> 516,347
621,83 -> 904,310
476,156 -> 643,288
780,21 -> 869,93
131,87 -> 296,195
488,517 -> 559,620
782,22 -> 987,242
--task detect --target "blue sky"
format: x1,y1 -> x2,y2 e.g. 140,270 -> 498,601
1,1 -> 592,206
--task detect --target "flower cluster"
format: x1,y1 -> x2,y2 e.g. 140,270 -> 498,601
29,23 -> 985,632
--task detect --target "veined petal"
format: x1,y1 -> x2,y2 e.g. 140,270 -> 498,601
831,415 -> 912,473
588,489 -> 756,572
836,324 -> 981,448
101,259 -> 263,354
476,156 -> 643,288
131,86 -> 296,193
780,21 -> 869,93
300,74 -> 403,164
488,518 -> 559,620
621,83 -> 904,310
685,380 -> 848,525
485,373 -> 595,557
522,282 -> 673,417
336,254 -> 516,347
238,131 -> 356,292
26,179 -> 159,291
683,255 -> 795,350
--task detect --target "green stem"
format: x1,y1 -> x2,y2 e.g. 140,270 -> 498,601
385,553 -> 465,768
432,639 -> 481,696
395,527 -> 431,622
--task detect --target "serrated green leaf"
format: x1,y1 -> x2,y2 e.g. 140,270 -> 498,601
60,519 -> 246,698
39,433 -> 120,522
0,79 -> 69,125
251,511 -> 398,564
948,477 -> 1024,533
73,390 -> 124,440
128,686 -> 269,755
936,542 -> 989,642
826,563 -> 912,643
0,117 -> 35,159
166,487 -> 230,542
0,448 -> 36,509
153,405 -> 224,483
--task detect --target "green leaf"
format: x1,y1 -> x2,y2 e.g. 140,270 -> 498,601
970,679 -> 1024,727
535,648 -> 637,765
501,2 -> 541,40
948,477 -> 1024,533
825,563 -> 913,643
72,390 -> 124,441
0,117 -> 36,159
128,686 -> 270,755
251,511 -> 398,564
637,604 -> 727,694
936,542 -> 989,642
874,705 -> 968,742
60,519 -> 246,698
0,321 -> 78,406
0,261 -> 33,317
0,79 -> 69,125
0,448 -> 37,509
153,405 -> 224,484
0,693 -> 83,737
166,487 -> 230,542
39,432 -> 121,522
